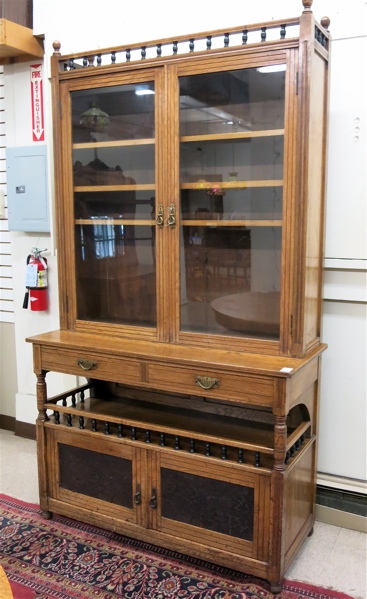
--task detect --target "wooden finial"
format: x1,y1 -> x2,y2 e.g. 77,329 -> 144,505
302,0 -> 313,12
52,40 -> 61,55
320,16 -> 331,31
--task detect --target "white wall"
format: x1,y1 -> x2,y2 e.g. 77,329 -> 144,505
4,0 -> 366,486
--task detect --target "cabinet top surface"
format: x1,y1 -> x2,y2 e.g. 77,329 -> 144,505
27,330 -> 326,377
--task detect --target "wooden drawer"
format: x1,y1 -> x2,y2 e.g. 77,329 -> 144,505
41,347 -> 141,385
147,363 -> 274,407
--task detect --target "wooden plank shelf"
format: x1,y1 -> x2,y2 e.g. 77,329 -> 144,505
182,219 -> 282,227
74,184 -> 155,192
180,129 -> 285,143
181,180 -> 283,189
75,218 -> 155,226
73,138 -> 155,149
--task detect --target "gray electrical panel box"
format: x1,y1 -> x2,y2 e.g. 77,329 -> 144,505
6,145 -> 50,232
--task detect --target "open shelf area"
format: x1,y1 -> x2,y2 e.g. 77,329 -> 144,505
43,383 -> 312,473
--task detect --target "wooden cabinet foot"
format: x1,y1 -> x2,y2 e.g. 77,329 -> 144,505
41,510 -> 53,520
308,526 -> 314,537
270,582 -> 282,594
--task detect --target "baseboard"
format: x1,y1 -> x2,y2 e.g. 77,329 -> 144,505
0,414 -> 36,440
0,415 -> 15,432
316,504 -> 367,533
15,420 -> 36,440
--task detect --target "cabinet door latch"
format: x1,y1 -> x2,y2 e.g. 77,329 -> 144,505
156,204 -> 164,228
150,487 -> 157,509
134,484 -> 141,505
165,203 -> 176,227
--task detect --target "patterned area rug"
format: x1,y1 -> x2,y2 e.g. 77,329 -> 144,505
0,494 -> 353,599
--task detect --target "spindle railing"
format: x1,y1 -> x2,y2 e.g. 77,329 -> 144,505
53,18 -> 301,72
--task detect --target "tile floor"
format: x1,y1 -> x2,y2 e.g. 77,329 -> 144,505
0,428 -> 366,598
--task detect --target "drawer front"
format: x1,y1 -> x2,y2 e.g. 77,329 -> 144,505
41,347 -> 141,385
147,364 -> 274,407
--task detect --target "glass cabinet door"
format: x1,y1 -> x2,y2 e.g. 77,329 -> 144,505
179,65 -> 286,340
71,79 -> 157,327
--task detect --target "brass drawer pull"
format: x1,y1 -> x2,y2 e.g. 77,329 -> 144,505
77,359 -> 98,371
195,376 -> 220,390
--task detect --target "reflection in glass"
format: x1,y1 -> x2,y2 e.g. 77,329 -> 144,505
179,67 -> 285,339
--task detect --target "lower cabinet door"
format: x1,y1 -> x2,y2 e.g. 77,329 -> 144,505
47,428 -> 140,524
153,453 -> 271,560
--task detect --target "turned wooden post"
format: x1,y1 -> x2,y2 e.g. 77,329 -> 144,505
35,369 -> 52,518
274,415 -> 287,471
36,371 -> 49,422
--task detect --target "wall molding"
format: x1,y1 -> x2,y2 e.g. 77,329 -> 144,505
317,472 -> 367,495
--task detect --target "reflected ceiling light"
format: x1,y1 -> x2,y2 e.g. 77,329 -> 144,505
135,88 -> 155,96
257,64 -> 286,73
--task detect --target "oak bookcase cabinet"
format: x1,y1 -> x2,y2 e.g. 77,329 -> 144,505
28,1 -> 330,591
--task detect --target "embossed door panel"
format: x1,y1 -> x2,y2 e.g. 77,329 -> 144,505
161,468 -> 254,540
156,453 -> 270,560
47,428 -> 139,524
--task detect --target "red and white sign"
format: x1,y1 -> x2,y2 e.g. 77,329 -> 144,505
30,64 -> 45,142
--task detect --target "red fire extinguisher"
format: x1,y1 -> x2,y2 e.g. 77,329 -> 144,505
23,248 -> 49,311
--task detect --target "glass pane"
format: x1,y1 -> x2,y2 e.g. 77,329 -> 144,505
75,222 -> 156,326
180,67 -> 285,135
72,82 -> 155,143
179,66 -> 285,340
180,137 -> 284,184
71,81 -> 157,327
73,145 -> 155,187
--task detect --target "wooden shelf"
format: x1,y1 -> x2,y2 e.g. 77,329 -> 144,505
74,218 -> 280,227
0,19 -> 44,64
182,219 -> 282,227
74,184 -> 155,192
74,182 -> 281,193
181,180 -> 283,190
72,131 -> 282,151
75,218 -> 155,226
180,129 -> 285,143
73,139 -> 155,149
